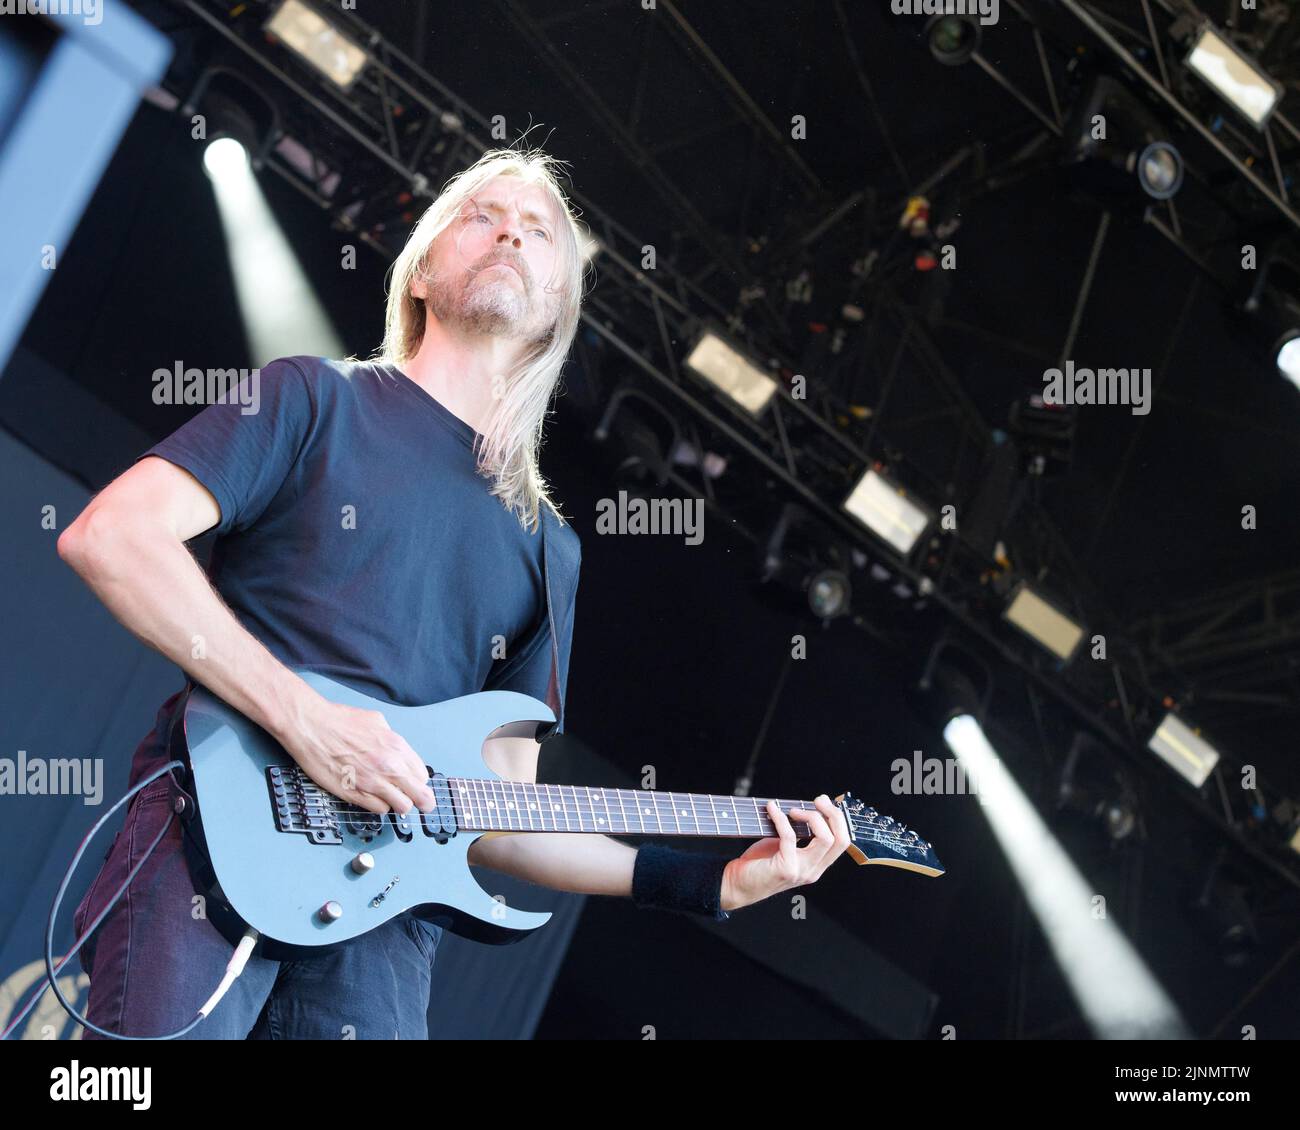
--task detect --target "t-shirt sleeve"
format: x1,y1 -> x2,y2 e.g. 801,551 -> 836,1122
133,357 -> 317,538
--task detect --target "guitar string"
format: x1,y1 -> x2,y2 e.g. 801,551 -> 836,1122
283,794 -> 928,849
316,783 -> 917,830
304,824 -> 927,854
303,793 -> 923,838
319,803 -> 909,831
299,816 -> 925,853
309,796 -> 920,838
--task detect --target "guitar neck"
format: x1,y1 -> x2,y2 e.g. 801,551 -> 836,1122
450,778 -> 818,839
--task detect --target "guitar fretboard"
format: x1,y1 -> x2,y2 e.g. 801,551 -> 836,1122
449,779 -> 819,838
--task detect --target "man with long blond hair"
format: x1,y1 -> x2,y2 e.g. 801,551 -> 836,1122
58,146 -> 850,1039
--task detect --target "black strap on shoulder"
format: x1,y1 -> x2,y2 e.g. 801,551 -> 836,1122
537,506 -> 562,741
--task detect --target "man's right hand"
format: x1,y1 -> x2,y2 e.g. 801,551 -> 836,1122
275,697 -> 438,817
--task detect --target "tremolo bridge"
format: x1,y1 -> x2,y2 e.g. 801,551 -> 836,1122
266,765 -> 458,846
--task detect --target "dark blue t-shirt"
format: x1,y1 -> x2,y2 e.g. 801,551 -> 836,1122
127,355 -> 580,784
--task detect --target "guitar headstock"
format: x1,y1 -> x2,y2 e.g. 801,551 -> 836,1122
835,792 -> 945,877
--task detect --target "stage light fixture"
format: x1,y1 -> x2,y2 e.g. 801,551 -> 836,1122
182,71 -> 279,172
1193,867 -> 1258,969
684,330 -> 778,417
926,14 -> 980,66
1185,24 -> 1282,130
594,387 -> 682,494
1135,141 -> 1183,200
266,0 -> 368,89
760,502 -> 853,622
1064,75 -> 1183,202
1057,732 -> 1140,844
1237,251 -> 1300,387
202,136 -> 249,179
1147,712 -> 1220,789
842,468 -> 931,557
807,568 -> 851,620
914,645 -> 991,738
1274,331 -> 1300,391
1008,392 -> 1076,478
1002,582 -> 1085,663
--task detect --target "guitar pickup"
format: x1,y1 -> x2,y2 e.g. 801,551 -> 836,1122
419,771 -> 458,843
388,808 -> 415,841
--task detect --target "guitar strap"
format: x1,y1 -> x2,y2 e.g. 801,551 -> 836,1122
538,503 -> 563,742
164,681 -> 197,819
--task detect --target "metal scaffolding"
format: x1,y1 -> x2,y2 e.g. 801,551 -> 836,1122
146,0 -> 1300,888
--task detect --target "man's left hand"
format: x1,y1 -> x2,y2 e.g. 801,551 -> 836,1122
720,795 -> 851,913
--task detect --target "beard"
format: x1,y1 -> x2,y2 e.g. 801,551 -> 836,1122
424,261 -> 554,343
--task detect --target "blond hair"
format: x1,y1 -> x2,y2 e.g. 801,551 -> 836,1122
374,147 -> 588,533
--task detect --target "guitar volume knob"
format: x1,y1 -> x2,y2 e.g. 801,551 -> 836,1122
318,900 -> 344,923
350,852 -> 375,874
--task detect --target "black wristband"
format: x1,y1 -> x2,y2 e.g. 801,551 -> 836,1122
631,843 -> 731,921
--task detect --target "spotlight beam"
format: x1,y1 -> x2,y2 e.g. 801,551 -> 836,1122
204,137 -> 344,365
945,715 -> 1189,1039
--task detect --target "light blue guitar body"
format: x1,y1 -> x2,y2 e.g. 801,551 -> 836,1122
174,669 -> 555,960
171,670 -> 945,962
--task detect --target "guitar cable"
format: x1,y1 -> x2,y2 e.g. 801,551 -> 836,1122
0,759 -> 258,1041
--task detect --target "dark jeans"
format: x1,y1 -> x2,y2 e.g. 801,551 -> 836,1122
73,775 -> 443,1040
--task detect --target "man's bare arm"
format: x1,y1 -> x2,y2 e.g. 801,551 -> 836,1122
58,456 -> 314,743
471,831 -> 641,896
466,738 -> 738,909
466,737 -> 638,896
57,455 -> 435,815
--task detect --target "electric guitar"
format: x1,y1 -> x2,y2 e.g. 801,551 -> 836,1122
169,669 -> 944,959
